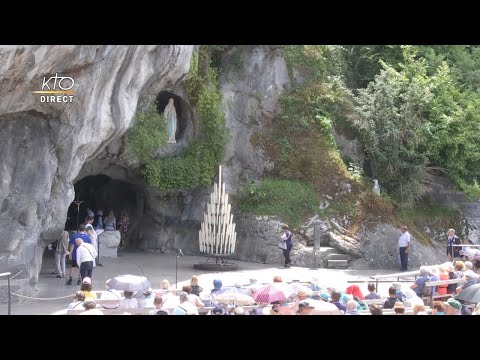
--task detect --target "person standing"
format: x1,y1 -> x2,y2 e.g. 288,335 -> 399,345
118,209 -> 130,249
398,225 -> 411,271
446,228 -> 461,262
85,224 -> 98,255
93,210 -> 104,230
279,224 -> 294,268
66,224 -> 92,285
75,238 -> 97,281
55,230 -> 70,278
104,210 -> 116,231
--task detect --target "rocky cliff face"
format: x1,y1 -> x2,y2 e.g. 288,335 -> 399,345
0,45 -> 193,297
220,46 -> 288,193
348,224 -> 448,270
0,45 -> 475,301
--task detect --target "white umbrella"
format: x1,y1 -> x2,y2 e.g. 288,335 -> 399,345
215,289 -> 256,306
307,300 -> 343,315
106,274 -> 151,292
161,292 -> 180,308
98,290 -> 122,309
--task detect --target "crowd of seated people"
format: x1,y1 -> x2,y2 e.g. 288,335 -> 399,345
63,259 -> 480,315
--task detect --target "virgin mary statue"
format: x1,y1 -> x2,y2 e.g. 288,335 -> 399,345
164,98 -> 177,144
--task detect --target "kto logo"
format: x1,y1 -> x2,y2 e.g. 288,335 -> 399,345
32,73 -> 75,103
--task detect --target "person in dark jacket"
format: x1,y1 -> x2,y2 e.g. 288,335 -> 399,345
93,210 -> 104,230
446,228 -> 462,261
279,224 -> 294,268
383,286 -> 398,309
190,275 -> 203,296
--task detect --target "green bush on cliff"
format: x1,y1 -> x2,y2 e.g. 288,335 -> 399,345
127,104 -> 168,159
239,179 -> 319,227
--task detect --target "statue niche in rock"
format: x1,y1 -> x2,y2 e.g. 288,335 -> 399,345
164,98 -> 177,144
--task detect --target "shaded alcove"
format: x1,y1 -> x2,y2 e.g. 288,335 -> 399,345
65,175 -> 145,249
156,91 -> 189,141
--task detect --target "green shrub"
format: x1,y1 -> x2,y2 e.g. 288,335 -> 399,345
127,104 -> 168,159
239,179 -> 319,227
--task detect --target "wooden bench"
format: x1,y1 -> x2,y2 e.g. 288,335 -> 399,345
363,298 -> 385,306
370,270 -> 420,280
422,278 -> 466,306
359,306 -> 432,315
67,307 -> 154,315
382,309 -> 432,315
67,304 -> 264,315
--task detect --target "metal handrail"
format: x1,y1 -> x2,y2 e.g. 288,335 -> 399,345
368,270 -> 419,295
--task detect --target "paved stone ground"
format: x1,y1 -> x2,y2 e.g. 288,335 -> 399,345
0,249 -> 417,315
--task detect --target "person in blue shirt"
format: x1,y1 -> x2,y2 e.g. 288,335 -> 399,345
66,224 -> 91,285
365,283 -> 382,300
410,266 -> 430,297
331,291 -> 346,313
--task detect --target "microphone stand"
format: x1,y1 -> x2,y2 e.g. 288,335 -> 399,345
97,235 -> 103,267
175,249 -> 184,290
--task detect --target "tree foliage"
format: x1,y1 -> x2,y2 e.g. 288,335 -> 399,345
350,46 -> 480,203
127,104 -> 168,159
351,48 -> 433,206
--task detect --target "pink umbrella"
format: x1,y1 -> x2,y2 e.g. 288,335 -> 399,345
253,284 -> 294,304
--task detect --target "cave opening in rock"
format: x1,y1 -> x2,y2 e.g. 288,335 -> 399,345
156,91 -> 189,141
65,175 -> 144,249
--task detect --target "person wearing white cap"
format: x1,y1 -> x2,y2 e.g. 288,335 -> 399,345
80,277 -> 97,300
458,270 -> 479,293
466,269 -> 478,280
